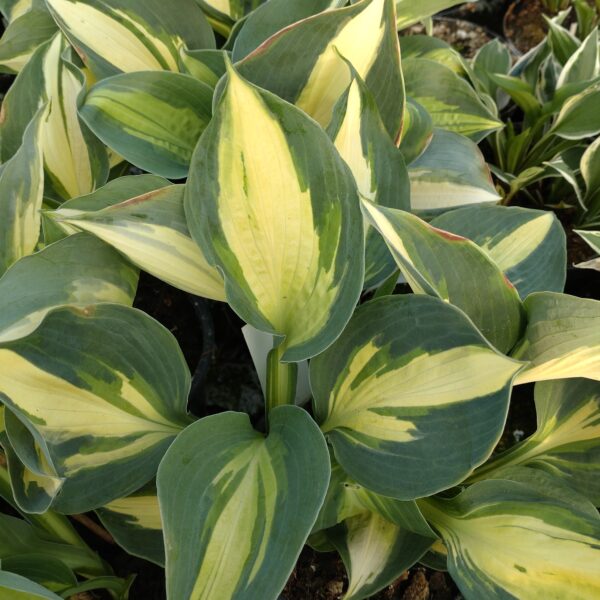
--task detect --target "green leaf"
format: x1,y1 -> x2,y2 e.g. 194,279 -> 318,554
581,135 -> 600,203
198,0 -> 266,23
471,378 -> 600,505
362,203 -> 525,353
512,292 -> 600,384
557,28 -> 599,87
0,0 -> 33,22
552,84 -> 600,139
545,14 -> 581,65
0,233 -> 138,343
45,0 -> 215,79
0,304 -> 191,512
402,57 -> 502,142
574,230 -> 600,269
49,185 -> 225,301
97,483 -> 164,566
328,67 -> 410,288
431,205 -> 567,299
399,98 -> 433,165
0,5 -> 57,73
179,48 -> 226,87
407,129 -> 500,213
395,0 -> 465,30
311,294 -> 522,499
185,63 -> 364,362
327,511 -> 432,600
472,39 -> 511,100
80,71 -> 213,179
157,406 -> 330,600
1,554 -> 76,592
0,105 -> 45,275
400,34 -> 468,75
487,74 -> 541,120
232,0 -> 345,60
235,0 -> 404,139
420,468 -> 600,600
0,571 -> 62,599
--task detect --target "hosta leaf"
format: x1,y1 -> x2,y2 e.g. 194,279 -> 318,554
80,72 -> 213,179
97,484 -> 164,566
185,63 -> 363,361
50,185 -> 224,300
157,406 -> 330,600
545,14 -> 580,65
0,571 -> 62,599
512,292 -> 600,384
41,34 -> 109,200
327,511 -> 432,600
472,378 -> 600,505
395,0 -> 465,29
0,0 -> 33,22
311,294 -> 522,499
179,48 -> 226,87
0,304 -> 191,512
1,554 -> 76,592
232,0 -> 346,60
0,232 -> 137,342
0,105 -> 45,275
363,203 -> 525,353
407,129 -> 500,212
557,28 -> 599,88
0,5 -> 57,73
399,98 -> 433,165
431,205 -> 566,299
198,0 -> 267,23
400,35 -> 468,76
328,68 -> 410,288
420,469 -> 600,600
403,58 -> 502,142
472,39 -> 511,100
235,0 -> 404,139
581,136 -> 600,203
575,230 -> 600,270
552,84 -> 600,140
45,0 -> 215,79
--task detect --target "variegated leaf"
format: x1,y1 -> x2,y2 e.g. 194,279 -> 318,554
97,484 -> 164,566
400,35 -> 469,77
575,230 -> 600,270
198,0 -> 266,23
552,84 -> 600,140
0,4 -> 57,73
362,202 -> 525,353
557,28 -> 599,88
398,98 -> 433,165
0,233 -> 138,343
185,63 -> 363,361
0,571 -> 62,600
328,68 -> 410,288
179,48 -> 226,87
235,0 -> 404,140
0,304 -> 191,513
512,292 -> 600,384
311,294 -> 523,499
403,57 -> 502,142
0,106 -> 45,275
470,378 -> 600,505
420,468 -> 600,599
408,129 -> 500,212
80,71 -> 213,178
157,406 -> 330,600
327,511 -> 432,600
0,0 -> 33,22
49,185 -> 225,301
395,0 -> 465,29
45,0 -> 215,79
431,205 -> 566,299
0,553 -> 76,593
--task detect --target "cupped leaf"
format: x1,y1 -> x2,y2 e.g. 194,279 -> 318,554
0,231 -> 137,341
0,5 -> 57,73
399,98 -> 433,165
157,406 -> 330,600
327,511 -> 432,600
49,185 -> 225,301
552,84 -> 600,139
420,468 -> 600,600
431,205 -> 566,299
185,63 -> 364,361
0,304 -> 191,513
311,294 -> 523,499
97,484 -> 164,566
80,71 -> 213,178
235,0 -> 404,139
0,105 -> 45,275
407,128 -> 500,212
0,571 -> 62,599
402,57 -> 502,142
45,0 -> 215,79
232,0 -> 345,60
363,202 -> 525,353
328,68 -> 410,288
512,292 -> 600,383
471,378 -> 600,505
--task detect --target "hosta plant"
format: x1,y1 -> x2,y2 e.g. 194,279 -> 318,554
0,1 -> 599,599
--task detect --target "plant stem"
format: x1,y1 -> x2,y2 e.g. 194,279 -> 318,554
265,344 -> 298,427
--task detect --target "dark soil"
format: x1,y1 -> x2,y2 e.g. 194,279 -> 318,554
503,0 -> 547,53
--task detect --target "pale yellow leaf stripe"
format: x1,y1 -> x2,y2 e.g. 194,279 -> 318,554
103,495 -> 163,530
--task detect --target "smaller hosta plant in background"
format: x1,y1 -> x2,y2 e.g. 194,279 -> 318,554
0,1 -> 599,600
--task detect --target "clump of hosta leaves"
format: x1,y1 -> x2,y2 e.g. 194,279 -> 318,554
0,1 -> 599,600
